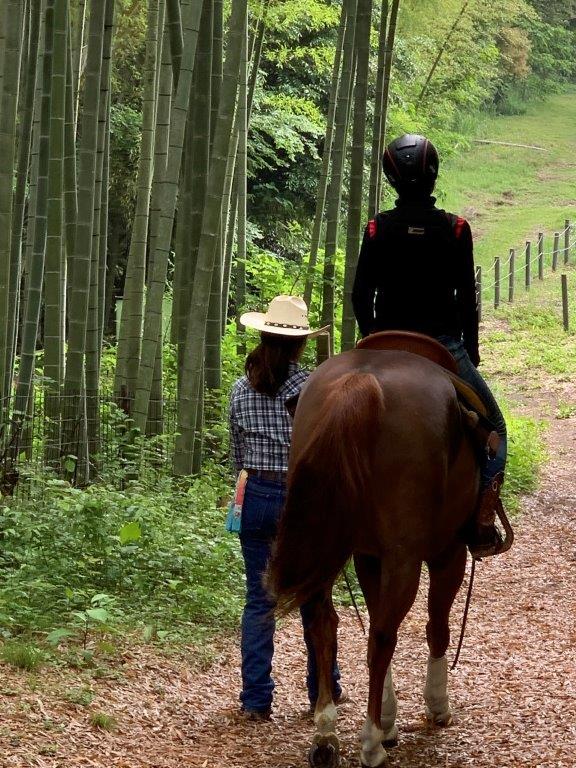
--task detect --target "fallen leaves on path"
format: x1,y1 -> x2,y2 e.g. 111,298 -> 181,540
1,420 -> 575,768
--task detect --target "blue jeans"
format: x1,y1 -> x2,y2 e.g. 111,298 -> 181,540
239,475 -> 341,712
437,336 -> 507,487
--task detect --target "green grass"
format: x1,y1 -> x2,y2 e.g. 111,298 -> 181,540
89,711 -> 117,731
439,88 -> 576,272
0,641 -> 45,671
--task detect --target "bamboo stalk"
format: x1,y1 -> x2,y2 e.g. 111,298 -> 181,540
132,0 -> 203,434
43,0 -> 68,463
318,0 -> 357,361
0,0 -> 24,417
174,0 -> 249,473
367,0 -> 388,218
62,0 -> 107,464
302,2 -> 347,308
7,0 -> 42,403
341,0 -> 373,351
114,0 -> 160,404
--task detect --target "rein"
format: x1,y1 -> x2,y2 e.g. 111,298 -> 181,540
451,555 -> 476,670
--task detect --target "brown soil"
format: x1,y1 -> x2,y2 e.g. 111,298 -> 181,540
1,397 -> 575,768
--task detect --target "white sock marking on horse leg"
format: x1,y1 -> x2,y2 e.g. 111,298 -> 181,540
380,664 -> 398,743
314,702 -> 337,736
423,654 -> 451,724
360,719 -> 387,767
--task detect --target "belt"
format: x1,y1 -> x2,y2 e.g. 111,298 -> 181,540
246,468 -> 287,483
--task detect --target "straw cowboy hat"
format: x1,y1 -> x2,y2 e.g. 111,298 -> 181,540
240,295 -> 329,338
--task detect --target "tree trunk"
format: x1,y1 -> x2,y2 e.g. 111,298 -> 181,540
232,12 -> 248,360
114,0 -> 160,406
220,2 -> 267,330
86,0 -> 115,466
62,0 -> 107,470
71,0 -> 86,124
317,0 -> 357,362
7,0 -> 41,397
367,0 -> 388,218
173,0 -> 212,383
378,0 -> 400,158
174,0 -> 249,474
165,0 -> 183,88
341,0 -> 373,351
303,1 -> 347,309
43,0 -> 68,464
8,0 -> 49,460
132,0 -> 203,434
0,0 -> 24,420
64,7 -> 78,283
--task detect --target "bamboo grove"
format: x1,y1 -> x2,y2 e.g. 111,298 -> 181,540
2,0 -> 567,486
0,0 -> 405,486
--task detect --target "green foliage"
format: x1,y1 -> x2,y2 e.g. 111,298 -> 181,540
0,641 -> 45,671
0,467 -> 244,640
89,711 -> 117,731
63,687 -> 95,707
501,410 -> 545,512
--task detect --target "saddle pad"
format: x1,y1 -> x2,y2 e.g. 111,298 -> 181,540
356,331 -> 488,417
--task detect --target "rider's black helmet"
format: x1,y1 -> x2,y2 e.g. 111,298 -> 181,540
382,134 -> 439,197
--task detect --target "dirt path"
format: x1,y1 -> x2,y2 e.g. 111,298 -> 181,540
2,400 -> 575,767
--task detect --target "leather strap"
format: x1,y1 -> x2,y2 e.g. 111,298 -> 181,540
246,468 -> 287,483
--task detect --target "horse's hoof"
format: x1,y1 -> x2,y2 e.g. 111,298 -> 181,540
426,708 -> 453,727
309,733 -> 340,768
381,723 -> 398,748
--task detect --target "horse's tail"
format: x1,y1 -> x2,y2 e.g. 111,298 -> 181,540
268,371 -> 385,613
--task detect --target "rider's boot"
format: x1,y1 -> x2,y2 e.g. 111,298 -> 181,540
468,472 -> 507,560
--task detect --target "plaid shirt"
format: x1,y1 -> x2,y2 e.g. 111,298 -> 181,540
229,363 -> 309,472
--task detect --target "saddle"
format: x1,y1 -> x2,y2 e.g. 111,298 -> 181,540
356,332 -> 513,558
356,331 -> 498,457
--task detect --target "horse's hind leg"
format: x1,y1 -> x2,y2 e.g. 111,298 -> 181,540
356,555 -> 421,767
307,592 -> 340,768
424,545 -> 467,725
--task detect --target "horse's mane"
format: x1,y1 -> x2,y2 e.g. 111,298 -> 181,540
267,371 -> 385,613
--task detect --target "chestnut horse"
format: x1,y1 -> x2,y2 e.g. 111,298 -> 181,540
268,348 -> 478,768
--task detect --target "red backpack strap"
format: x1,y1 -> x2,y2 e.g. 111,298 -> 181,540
453,215 -> 467,239
367,218 -> 377,239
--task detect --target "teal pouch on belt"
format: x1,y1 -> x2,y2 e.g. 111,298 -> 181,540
225,469 -> 247,533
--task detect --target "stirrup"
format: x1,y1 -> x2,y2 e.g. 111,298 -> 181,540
469,499 -> 514,560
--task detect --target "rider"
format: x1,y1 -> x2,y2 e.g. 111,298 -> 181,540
352,133 -> 507,559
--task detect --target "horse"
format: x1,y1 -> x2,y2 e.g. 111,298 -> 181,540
267,347 -> 479,768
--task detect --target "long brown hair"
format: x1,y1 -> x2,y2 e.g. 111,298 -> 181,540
245,332 -> 306,396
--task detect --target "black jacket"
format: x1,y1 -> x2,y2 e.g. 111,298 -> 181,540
352,197 -> 479,364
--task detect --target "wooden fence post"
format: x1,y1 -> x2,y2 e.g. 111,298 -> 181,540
476,265 -> 482,322
538,232 -> 544,280
552,232 -> 560,271
525,241 -> 531,290
494,257 -> 500,308
565,220 -> 571,265
561,274 -> 569,332
508,247 -> 515,302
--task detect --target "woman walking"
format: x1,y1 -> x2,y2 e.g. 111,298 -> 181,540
230,295 -> 342,721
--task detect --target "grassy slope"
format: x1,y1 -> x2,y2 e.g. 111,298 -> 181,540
439,88 -> 576,269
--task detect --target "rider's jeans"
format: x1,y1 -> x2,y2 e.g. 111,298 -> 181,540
239,475 -> 341,712
436,336 -> 507,488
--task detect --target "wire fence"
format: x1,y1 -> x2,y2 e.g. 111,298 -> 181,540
476,218 -> 575,329
0,390 -> 183,497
